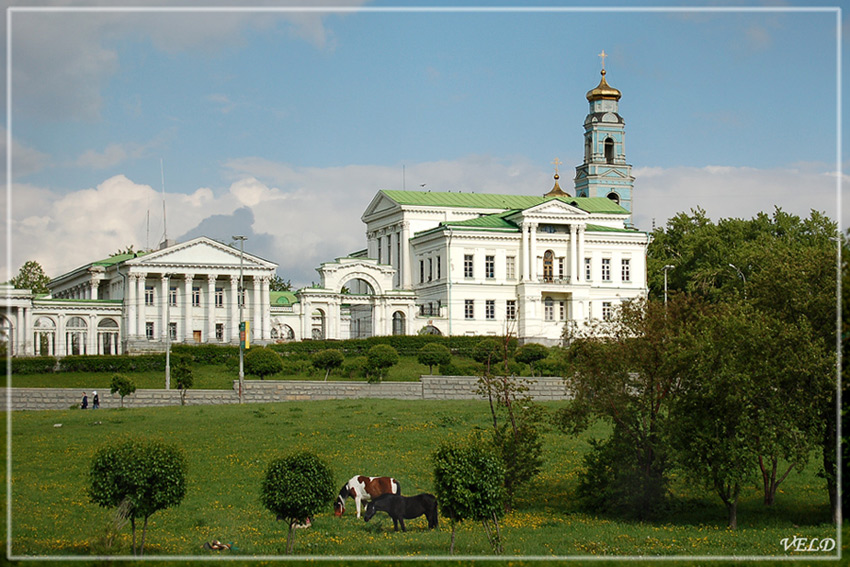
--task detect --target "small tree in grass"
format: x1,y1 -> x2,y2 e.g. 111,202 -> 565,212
172,358 -> 194,405
417,343 -> 451,374
244,346 -> 284,379
515,343 -> 549,376
260,451 -> 335,554
110,374 -> 136,408
366,344 -> 399,383
312,349 -> 344,381
433,436 -> 506,554
88,438 -> 187,556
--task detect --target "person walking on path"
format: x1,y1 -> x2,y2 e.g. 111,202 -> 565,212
81,392 -> 88,409
92,391 -> 99,409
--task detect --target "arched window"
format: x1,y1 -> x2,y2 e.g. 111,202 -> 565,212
607,191 -> 620,205
66,316 -> 88,355
604,138 -> 615,164
34,317 -> 56,356
420,325 -> 442,336
312,309 -> 326,340
97,318 -> 119,355
281,325 -> 295,340
544,296 -> 555,321
0,315 -> 12,356
392,311 -> 406,336
543,250 -> 555,283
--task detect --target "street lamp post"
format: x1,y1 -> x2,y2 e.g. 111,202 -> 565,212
663,264 -> 675,307
164,273 -> 172,390
233,235 -> 247,403
728,263 -> 747,299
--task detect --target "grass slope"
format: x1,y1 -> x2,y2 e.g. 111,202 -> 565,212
4,399 -> 840,563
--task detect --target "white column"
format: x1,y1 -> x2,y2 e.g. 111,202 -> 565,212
88,314 -> 97,354
530,223 -> 538,281
160,275 -> 169,341
261,276 -> 271,341
127,274 -> 137,338
206,275 -> 216,343
230,275 -> 239,342
184,275 -> 194,342
577,227 -> 586,283
520,223 -> 529,281
253,276 -> 262,342
57,314 -> 66,357
136,275 -> 145,341
570,225 -> 578,283
402,222 -> 412,289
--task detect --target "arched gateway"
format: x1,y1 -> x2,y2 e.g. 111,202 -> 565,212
298,257 -> 416,340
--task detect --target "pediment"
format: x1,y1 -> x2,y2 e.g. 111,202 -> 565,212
601,168 -> 628,179
361,192 -> 400,220
520,199 -> 590,218
127,237 -> 276,269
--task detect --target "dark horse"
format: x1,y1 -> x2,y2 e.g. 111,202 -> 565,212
363,493 -> 438,532
335,475 -> 401,518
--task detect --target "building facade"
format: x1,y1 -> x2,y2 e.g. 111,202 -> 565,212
1,67 -> 649,355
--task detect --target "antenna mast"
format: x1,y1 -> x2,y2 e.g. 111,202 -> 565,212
160,158 -> 168,245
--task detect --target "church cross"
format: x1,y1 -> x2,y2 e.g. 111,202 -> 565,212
598,50 -> 607,70
551,157 -> 562,174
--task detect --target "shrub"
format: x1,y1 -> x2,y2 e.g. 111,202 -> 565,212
8,356 -> 58,375
110,374 -> 136,408
342,356 -> 369,379
171,344 -> 237,364
88,438 -> 187,555
515,344 -> 550,376
260,451 -> 335,554
366,344 -> 399,383
417,343 -> 452,374
244,347 -> 284,378
172,358 -> 194,406
312,349 -> 344,381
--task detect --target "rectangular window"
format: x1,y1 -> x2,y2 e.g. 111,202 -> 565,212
238,289 -> 246,308
145,322 -> 154,340
602,301 -> 613,321
437,256 -> 441,280
464,254 -> 474,278
168,322 -> 177,340
485,300 -> 495,320
386,235 -> 392,264
560,300 -> 566,320
419,260 -> 425,284
144,286 -> 154,306
215,287 -> 224,308
506,256 -> 516,280
464,299 -> 474,319
485,255 -> 495,279
622,258 -> 631,282
169,286 -> 177,307
192,286 -> 201,307
377,238 -> 382,264
558,258 -> 565,280
544,299 -> 554,321
215,323 -> 224,341
506,300 -> 516,320
602,258 -> 611,281
428,258 -> 433,282
585,258 -> 592,281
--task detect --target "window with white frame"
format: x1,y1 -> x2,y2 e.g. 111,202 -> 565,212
601,258 -> 611,281
544,296 -> 555,321
419,260 -> 425,283
169,286 -> 177,306
169,322 -> 177,340
585,258 -> 592,281
145,285 -> 154,306
215,287 -> 224,308
464,299 -> 474,319
622,258 -> 631,282
485,255 -> 495,279
145,322 -> 155,340
558,258 -> 565,280
215,323 -> 224,341
192,286 -> 201,307
559,300 -> 566,320
506,256 -> 516,280
602,301 -> 613,321
464,254 -> 474,278
485,300 -> 495,320
506,300 -> 516,320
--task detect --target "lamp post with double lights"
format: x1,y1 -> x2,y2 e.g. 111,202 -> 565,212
233,235 -> 247,403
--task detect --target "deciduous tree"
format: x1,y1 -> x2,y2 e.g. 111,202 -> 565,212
110,374 -> 136,408
417,342 -> 451,374
312,349 -> 344,381
10,260 -> 50,294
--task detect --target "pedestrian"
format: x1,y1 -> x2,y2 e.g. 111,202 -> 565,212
92,391 -> 99,409
81,392 -> 88,409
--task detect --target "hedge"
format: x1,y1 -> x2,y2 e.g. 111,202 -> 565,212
267,335 -> 500,357
57,354 -> 167,373
7,356 -> 59,375
171,344 -> 238,365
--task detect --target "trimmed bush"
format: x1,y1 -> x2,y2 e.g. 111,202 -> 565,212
366,344 -> 399,383
110,374 -> 136,407
312,349 -> 344,380
417,343 -> 452,374
171,344 -> 238,365
8,356 -> 58,375
244,347 -> 284,378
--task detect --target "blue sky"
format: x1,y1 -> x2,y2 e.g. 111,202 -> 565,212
4,2 -> 846,287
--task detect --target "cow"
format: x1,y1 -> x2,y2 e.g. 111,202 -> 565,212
335,475 -> 401,519
363,493 -> 438,532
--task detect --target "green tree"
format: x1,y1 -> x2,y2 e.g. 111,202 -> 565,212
417,342 -> 451,374
270,274 -> 293,292
88,438 -> 187,555
365,344 -> 398,382
433,435 -> 506,554
10,260 -> 50,294
312,349 -> 344,381
244,346 -> 284,378
260,451 -> 335,554
110,374 -> 136,408
172,358 -> 194,406
514,343 -> 549,377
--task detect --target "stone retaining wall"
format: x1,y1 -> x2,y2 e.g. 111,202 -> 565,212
6,376 -> 569,411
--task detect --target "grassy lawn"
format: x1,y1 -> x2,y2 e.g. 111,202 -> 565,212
4,399 -> 839,562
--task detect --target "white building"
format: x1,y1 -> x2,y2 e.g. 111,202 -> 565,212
1,66 -> 648,355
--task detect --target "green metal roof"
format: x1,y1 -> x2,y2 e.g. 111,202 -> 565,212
92,251 -> 149,267
380,190 -> 628,215
441,211 -> 520,231
585,223 -> 644,234
270,291 -> 299,305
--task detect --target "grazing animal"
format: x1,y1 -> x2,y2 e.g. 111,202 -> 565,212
363,493 -> 438,532
335,475 -> 401,519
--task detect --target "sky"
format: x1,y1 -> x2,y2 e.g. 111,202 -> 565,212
3,1 -> 847,288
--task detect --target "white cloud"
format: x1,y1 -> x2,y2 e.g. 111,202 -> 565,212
5,158 -> 843,288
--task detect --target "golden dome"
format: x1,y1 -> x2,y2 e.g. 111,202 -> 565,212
544,173 -> 570,198
586,69 -> 621,102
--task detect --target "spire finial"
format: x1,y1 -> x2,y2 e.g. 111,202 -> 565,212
551,157 -> 562,176
598,50 -> 607,71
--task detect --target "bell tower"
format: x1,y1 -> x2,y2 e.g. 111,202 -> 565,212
574,51 -> 634,219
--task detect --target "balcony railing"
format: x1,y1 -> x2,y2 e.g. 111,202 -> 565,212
537,276 -> 572,284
